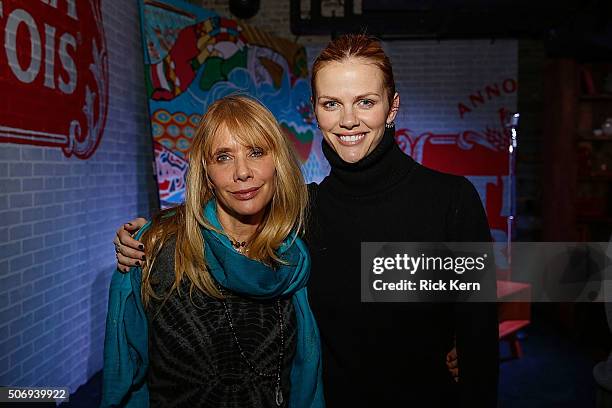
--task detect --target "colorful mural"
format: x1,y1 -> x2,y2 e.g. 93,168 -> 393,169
139,0 -> 327,207
0,0 -> 108,159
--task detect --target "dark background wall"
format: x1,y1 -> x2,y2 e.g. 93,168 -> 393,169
516,41 -> 546,241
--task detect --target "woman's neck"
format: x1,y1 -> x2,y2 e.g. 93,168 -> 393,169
321,126 -> 416,197
215,202 -> 262,243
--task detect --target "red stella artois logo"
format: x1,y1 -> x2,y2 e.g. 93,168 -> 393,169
0,0 -> 108,159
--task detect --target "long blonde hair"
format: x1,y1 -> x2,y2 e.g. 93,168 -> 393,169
141,95 -> 308,305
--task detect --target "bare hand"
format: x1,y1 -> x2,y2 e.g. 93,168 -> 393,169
113,218 -> 147,272
446,346 -> 459,382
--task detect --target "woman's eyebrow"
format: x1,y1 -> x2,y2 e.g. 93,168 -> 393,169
353,93 -> 380,100
212,147 -> 232,155
317,93 -> 381,101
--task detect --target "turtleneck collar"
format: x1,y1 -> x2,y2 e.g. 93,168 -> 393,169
321,126 -> 416,197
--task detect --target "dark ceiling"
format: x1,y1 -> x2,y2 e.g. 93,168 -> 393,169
290,0 -> 612,58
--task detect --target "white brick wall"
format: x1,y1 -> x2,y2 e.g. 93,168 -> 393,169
0,0 -> 158,391
391,39 -> 517,132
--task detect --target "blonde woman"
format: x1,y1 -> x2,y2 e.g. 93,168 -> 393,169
102,95 -> 323,408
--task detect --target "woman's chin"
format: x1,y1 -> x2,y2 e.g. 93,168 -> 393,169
227,201 -> 268,218
337,149 -> 367,163
331,140 -> 374,163
217,197 -> 268,222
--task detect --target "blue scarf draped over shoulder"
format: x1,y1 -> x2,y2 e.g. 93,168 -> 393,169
101,200 -> 324,407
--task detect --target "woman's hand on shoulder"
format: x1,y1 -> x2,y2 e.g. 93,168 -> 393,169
113,218 -> 147,272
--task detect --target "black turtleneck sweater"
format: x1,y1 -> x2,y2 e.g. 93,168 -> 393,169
305,128 -> 499,408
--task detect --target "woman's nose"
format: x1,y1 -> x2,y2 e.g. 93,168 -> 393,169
340,108 -> 359,129
233,156 -> 253,182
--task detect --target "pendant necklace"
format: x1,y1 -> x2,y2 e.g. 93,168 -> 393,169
218,287 -> 285,406
229,238 -> 248,253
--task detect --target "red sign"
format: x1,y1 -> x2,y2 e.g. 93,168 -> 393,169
0,0 -> 108,159
396,103 -> 516,245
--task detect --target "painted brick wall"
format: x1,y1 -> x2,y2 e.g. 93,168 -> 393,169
0,0 -> 158,392
385,40 -> 517,134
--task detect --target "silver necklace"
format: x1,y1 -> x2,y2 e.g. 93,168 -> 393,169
219,289 -> 285,406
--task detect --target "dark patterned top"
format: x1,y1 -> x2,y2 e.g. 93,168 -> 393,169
145,238 -> 297,408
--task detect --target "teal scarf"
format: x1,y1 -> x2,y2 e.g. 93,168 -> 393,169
102,203 -> 324,407
202,200 -> 324,407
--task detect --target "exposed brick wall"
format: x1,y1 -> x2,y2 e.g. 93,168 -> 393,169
0,0 -> 158,392
385,40 -> 517,133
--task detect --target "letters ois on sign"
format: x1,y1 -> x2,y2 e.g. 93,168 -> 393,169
0,0 -> 108,159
